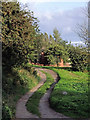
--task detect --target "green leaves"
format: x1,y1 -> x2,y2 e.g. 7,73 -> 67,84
2,102 -> 12,120
40,29 -> 69,66
68,45 -> 88,71
2,2 -> 40,68
2,1 -> 87,72
53,28 -> 62,43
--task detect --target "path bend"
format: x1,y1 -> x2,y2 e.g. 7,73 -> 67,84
15,69 -> 46,118
39,68 -> 70,118
15,68 -> 72,119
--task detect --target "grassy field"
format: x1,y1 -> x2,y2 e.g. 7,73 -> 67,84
27,64 -> 89,118
2,66 -> 40,119
49,68 -> 89,118
3,63 -> 89,119
26,71 -> 54,117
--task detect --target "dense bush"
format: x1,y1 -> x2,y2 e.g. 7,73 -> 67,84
2,2 -> 40,69
2,66 -> 41,118
68,45 -> 88,71
2,102 -> 12,120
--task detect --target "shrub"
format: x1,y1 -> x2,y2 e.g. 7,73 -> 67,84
68,46 -> 88,71
2,102 -> 12,120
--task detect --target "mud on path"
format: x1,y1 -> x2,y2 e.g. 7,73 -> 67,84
15,69 -> 46,118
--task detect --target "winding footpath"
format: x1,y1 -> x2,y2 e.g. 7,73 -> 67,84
15,68 -> 71,119
38,68 -> 70,118
15,69 -> 46,118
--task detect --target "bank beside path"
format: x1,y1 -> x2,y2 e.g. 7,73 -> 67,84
15,68 -> 71,119
15,69 -> 46,118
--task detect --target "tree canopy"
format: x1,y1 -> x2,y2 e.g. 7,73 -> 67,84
2,1 -> 40,68
2,1 -> 88,71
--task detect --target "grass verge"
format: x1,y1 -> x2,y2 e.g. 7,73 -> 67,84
49,68 -> 89,118
26,70 -> 54,117
2,66 -> 40,119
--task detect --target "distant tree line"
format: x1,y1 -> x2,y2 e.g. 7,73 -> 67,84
2,1 -> 88,71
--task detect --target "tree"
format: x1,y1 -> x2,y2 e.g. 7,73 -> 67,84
76,22 -> 88,45
53,28 -> 62,43
68,44 -> 88,71
43,32 -> 49,50
31,33 -> 43,63
76,4 -> 88,45
2,1 -> 39,68
45,29 -> 69,66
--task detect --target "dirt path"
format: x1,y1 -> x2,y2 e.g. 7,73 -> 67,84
39,68 -> 71,118
15,69 -> 46,118
15,68 -> 73,119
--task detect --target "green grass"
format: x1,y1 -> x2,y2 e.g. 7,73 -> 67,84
26,71 -> 54,117
2,66 -> 40,119
27,64 -> 89,118
3,63 -> 89,119
49,68 -> 89,118
31,64 -> 72,71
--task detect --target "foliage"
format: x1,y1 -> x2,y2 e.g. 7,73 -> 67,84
39,29 -> 69,66
2,1 -> 88,119
2,102 -> 12,120
2,66 -> 40,118
50,69 -> 89,118
68,44 -> 88,71
53,28 -> 62,43
2,2 -> 39,68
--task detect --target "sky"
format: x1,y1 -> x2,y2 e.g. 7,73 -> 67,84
18,0 -> 88,45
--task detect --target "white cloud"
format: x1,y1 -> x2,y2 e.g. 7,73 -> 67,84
18,0 -> 88,3
44,13 -> 52,20
41,12 -> 54,20
37,6 -> 87,43
58,10 -> 64,16
66,27 -> 71,33
18,1 -> 87,43
71,41 -> 84,44
18,0 -> 28,4
71,41 -> 85,46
